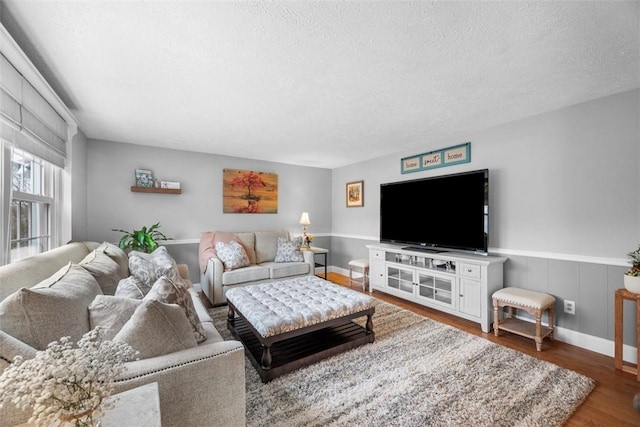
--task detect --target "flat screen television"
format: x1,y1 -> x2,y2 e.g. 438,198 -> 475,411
380,169 -> 489,255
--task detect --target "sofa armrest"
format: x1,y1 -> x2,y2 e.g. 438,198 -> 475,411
201,256 -> 225,305
0,331 -> 39,426
114,340 -> 245,427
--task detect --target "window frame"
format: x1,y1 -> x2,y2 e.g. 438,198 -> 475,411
7,149 -> 58,263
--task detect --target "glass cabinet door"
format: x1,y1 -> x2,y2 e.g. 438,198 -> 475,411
386,265 -> 414,296
416,271 -> 455,308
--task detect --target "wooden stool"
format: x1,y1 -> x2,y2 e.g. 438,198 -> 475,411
348,259 -> 369,291
492,287 -> 555,351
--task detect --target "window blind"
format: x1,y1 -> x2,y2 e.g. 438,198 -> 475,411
0,53 -> 68,167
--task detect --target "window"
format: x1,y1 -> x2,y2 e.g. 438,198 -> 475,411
9,149 -> 55,262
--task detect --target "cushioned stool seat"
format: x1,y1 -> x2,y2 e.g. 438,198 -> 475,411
492,287 -> 555,351
348,259 -> 369,291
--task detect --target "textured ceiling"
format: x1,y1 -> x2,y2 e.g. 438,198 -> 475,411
2,1 -> 639,169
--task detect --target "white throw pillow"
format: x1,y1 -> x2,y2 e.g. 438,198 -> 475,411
274,236 -> 304,262
0,263 -> 102,350
215,240 -> 250,270
88,295 -> 143,340
114,300 -> 197,360
79,249 -> 123,295
95,241 -> 129,278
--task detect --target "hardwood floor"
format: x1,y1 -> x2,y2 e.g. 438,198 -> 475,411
325,273 -> 640,427
202,273 -> 640,426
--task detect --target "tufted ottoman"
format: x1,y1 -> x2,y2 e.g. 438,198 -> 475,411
226,275 -> 375,382
492,287 -> 555,351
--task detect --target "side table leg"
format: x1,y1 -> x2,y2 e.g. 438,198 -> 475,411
615,291 -> 623,371
636,296 -> 640,381
261,345 -> 272,370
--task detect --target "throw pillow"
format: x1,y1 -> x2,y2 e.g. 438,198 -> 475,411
128,246 -> 183,289
144,276 -> 206,343
215,240 -> 250,270
0,263 -> 102,350
115,276 -> 152,299
88,295 -> 143,340
274,236 -> 304,262
113,300 -> 198,360
95,241 -> 129,278
0,329 -> 37,368
79,249 -> 122,295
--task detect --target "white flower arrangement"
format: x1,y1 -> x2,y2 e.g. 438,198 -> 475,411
0,327 -> 138,427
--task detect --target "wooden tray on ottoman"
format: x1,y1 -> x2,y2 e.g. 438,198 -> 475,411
226,277 -> 375,383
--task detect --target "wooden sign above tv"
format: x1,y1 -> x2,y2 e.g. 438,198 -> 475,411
401,142 -> 471,174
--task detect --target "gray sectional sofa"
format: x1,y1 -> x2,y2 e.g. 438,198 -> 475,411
0,241 -> 246,427
199,229 -> 315,306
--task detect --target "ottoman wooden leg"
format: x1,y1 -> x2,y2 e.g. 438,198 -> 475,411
261,345 -> 272,369
535,310 -> 543,351
548,304 -> 555,341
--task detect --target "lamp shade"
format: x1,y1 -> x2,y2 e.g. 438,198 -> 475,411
299,212 -> 311,225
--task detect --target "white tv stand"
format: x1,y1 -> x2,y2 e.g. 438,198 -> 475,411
367,244 -> 507,333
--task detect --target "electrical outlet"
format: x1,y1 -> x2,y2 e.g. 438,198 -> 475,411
564,300 -> 576,315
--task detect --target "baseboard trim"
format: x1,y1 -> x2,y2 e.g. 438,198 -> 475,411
332,263 -> 634,363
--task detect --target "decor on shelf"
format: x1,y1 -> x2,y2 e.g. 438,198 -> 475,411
112,222 -> 173,253
160,181 -> 181,190
346,180 -> 364,207
0,327 -> 137,427
624,244 -> 640,293
134,169 -> 154,188
305,233 -> 314,248
401,142 -> 471,174
223,168 -> 278,214
299,212 -> 311,249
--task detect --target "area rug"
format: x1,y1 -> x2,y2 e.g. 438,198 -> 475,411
209,299 -> 595,427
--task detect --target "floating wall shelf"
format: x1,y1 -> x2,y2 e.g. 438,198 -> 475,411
130,186 -> 181,195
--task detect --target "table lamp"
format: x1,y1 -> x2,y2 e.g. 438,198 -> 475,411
299,212 -> 311,249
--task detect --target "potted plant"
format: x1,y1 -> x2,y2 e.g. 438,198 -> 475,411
112,222 -> 172,253
624,244 -> 640,293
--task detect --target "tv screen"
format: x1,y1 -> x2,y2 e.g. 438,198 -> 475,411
380,169 -> 488,254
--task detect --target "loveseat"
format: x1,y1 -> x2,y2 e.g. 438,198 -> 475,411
199,229 -> 315,306
0,241 -> 246,427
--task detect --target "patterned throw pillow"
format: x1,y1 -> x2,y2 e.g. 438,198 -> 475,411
144,276 -> 207,343
114,276 -> 152,299
274,237 -> 304,262
128,246 -> 183,288
215,240 -> 250,270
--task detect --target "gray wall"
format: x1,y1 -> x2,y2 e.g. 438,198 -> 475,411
82,89 -> 639,347
331,89 -> 640,345
85,140 -> 332,281
69,129 -> 88,241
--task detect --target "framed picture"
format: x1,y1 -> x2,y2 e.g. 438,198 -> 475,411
346,180 -> 364,207
135,169 -> 154,187
223,168 -> 278,214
